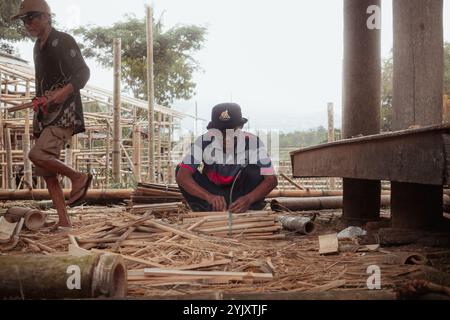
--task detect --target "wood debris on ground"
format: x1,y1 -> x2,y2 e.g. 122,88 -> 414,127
1,204 -> 449,298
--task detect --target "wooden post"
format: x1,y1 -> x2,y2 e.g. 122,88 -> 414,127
105,125 -> 110,188
327,102 -> 336,190
168,115 -> 174,184
132,124 -> 141,182
0,71 -> 3,189
112,38 -> 122,183
146,5 -> 155,183
391,0 -> 444,230
157,112 -> 162,183
342,0 -> 381,225
87,130 -> 93,174
23,82 -> 33,188
5,128 -> 14,189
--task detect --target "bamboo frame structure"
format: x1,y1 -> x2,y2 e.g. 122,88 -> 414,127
0,53 -> 187,190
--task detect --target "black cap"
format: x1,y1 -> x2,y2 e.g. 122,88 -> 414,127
207,103 -> 248,130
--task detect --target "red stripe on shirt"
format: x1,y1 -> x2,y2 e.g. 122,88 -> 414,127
207,171 -> 234,185
179,163 -> 195,173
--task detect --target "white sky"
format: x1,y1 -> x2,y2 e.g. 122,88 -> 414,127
15,0 -> 450,133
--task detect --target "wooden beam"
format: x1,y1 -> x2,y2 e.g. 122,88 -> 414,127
291,125 -> 449,186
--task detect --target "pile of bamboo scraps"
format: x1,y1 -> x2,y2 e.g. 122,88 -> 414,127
130,183 -> 183,205
179,211 -> 284,240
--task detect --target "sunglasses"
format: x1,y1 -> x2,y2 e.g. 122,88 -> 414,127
20,12 -> 44,25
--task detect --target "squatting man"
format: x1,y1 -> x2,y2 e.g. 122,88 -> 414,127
13,0 -> 92,228
176,103 -> 278,213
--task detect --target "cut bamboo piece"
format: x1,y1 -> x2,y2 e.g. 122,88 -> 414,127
143,268 -> 273,282
5,207 -> 47,231
197,221 -> 276,233
0,254 -> 127,299
0,217 -> 17,244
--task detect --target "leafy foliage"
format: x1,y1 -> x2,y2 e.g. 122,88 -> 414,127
0,0 -> 30,54
73,14 -> 207,106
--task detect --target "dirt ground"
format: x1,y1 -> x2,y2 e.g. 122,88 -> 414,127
1,201 -> 450,300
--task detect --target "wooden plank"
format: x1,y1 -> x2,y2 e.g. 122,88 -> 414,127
319,234 -> 339,255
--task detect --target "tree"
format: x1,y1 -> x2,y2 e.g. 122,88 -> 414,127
73,14 -> 207,106
445,42 -> 450,95
381,54 -> 393,132
0,0 -> 30,54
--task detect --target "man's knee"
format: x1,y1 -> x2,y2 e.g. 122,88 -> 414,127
28,147 -> 40,164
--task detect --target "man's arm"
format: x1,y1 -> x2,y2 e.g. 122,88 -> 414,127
176,167 -> 227,212
229,175 -> 278,213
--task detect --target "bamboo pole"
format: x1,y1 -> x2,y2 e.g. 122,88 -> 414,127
23,81 -> 32,187
0,254 -> 127,299
133,124 -> 141,182
168,115 -> 174,184
4,127 -> 14,189
0,71 -> 3,189
146,4 -> 155,183
87,130 -> 93,174
105,121 -> 110,188
157,111 -> 162,183
112,38 -> 122,183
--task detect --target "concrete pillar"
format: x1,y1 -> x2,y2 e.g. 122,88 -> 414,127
391,0 -> 444,230
342,0 -> 381,225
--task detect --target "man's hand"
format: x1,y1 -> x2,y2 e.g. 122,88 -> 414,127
229,195 -> 253,213
206,194 -> 227,212
47,84 -> 74,105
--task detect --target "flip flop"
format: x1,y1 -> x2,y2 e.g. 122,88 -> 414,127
67,174 -> 93,208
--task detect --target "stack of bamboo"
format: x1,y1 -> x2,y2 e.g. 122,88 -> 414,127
130,183 -> 183,204
181,211 -> 284,240
129,202 -> 184,215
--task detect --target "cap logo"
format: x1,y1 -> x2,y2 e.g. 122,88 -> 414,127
219,110 -> 231,121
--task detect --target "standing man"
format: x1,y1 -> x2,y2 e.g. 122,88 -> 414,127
176,103 -> 278,213
12,0 -> 92,228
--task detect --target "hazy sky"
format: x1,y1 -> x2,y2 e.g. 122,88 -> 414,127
16,0 -> 450,133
